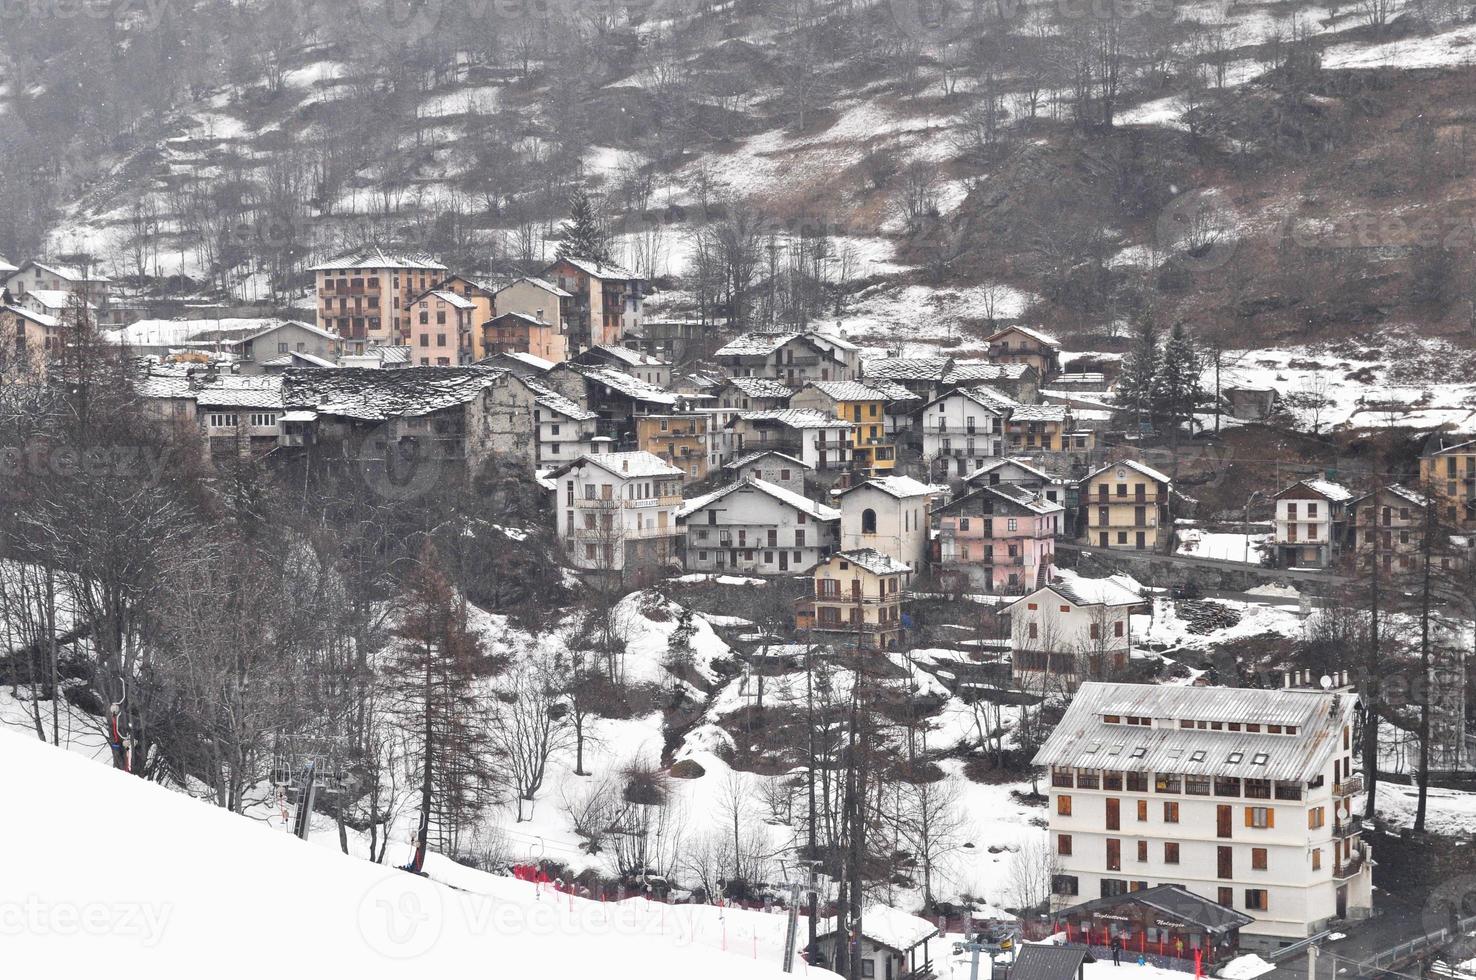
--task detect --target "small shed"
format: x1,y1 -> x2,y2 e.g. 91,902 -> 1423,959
815,904 -> 939,979
1010,944 -> 1094,980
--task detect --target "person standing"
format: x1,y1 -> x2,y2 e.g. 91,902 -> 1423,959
1111,936 -> 1122,966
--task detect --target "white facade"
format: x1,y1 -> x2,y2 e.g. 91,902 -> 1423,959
1036,683 -> 1374,952
919,390 -> 1012,480
552,452 -> 685,572
836,477 -> 938,574
679,478 -> 839,575
1006,577 -> 1143,689
1272,480 -> 1352,569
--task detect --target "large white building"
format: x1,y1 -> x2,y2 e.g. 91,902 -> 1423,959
916,387 -> 1016,480
835,475 -> 942,576
677,477 -> 840,575
1271,478 -> 1353,569
1035,682 -> 1373,952
1005,575 -> 1146,691
549,452 -> 685,574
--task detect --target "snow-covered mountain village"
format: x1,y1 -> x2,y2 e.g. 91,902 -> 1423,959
5,0 -> 1476,977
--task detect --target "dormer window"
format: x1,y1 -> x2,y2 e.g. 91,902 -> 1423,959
1227,752 -> 1244,764
1190,750 -> 1206,762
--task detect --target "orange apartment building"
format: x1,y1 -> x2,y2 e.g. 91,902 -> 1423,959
636,414 -> 710,481
309,251 -> 449,354
483,311 -> 568,363
432,275 -> 497,359
406,289 -> 476,366
544,257 -> 644,353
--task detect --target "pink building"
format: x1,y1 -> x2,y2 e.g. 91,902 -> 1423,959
933,484 -> 1064,594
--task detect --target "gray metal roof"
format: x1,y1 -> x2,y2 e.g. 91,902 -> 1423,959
1032,681 -> 1357,784
1010,944 -> 1094,980
1056,885 -> 1253,935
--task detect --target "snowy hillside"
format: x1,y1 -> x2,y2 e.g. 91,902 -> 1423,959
2,728 -> 839,978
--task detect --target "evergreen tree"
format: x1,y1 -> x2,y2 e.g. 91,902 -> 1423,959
1116,317 -> 1162,431
556,185 -> 610,265
1157,322 -> 1205,435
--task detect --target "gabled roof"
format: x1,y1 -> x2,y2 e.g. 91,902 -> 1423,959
1424,434 -> 1476,457
734,409 -> 852,430
260,351 -> 336,368
1031,681 -> 1360,785
281,367 -> 505,420
489,311 -> 551,328
4,305 -> 59,329
676,477 -> 839,522
724,449 -> 811,471
583,345 -> 667,367
815,904 -> 937,954
862,356 -> 951,382
1350,483 -> 1428,509
795,380 -> 892,403
428,289 -> 476,310
1055,886 -> 1253,935
1009,944 -> 1095,980
964,457 -> 1056,484
810,331 -> 859,352
949,362 -> 1033,383
1276,478 -> 1354,503
1087,457 -> 1172,486
548,256 -> 644,281
919,385 -> 1018,416
988,324 -> 1061,348
1006,574 -> 1143,611
524,378 -> 597,422
1010,404 -> 1069,423
308,249 -> 447,272
577,366 -> 681,405
937,483 -> 1063,517
195,375 -> 285,410
547,450 -> 683,481
714,332 -> 803,358
0,255 -> 17,274
13,260 -> 111,284
722,376 -> 794,400
496,275 -> 573,299
861,378 -> 921,402
482,350 -> 555,373
835,475 -> 944,500
22,289 -> 93,312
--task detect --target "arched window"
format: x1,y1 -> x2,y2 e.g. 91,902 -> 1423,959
861,508 -> 877,534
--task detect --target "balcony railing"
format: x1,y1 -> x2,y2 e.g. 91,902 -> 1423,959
1335,775 -> 1364,796
1334,842 -> 1368,879
1334,816 -> 1363,839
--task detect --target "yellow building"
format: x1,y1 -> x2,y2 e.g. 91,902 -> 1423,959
636,414 -> 709,481
794,549 -> 911,650
1007,404 -> 1075,453
789,381 -> 896,474
433,275 -> 497,360
1082,459 -> 1172,552
1421,436 -> 1476,529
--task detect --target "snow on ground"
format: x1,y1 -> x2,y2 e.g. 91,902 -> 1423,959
837,283 -> 1037,345
1174,528 -> 1270,564
4,729 -> 839,979
1374,780 -> 1476,836
1217,953 -> 1277,980
1323,22 -> 1476,70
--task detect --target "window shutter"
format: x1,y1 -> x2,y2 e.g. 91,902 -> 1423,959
1245,808 -> 1253,827
1267,809 -> 1275,829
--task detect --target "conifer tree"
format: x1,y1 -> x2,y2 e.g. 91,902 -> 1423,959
556,185 -> 610,265
1157,322 -> 1205,436
1116,317 -> 1162,430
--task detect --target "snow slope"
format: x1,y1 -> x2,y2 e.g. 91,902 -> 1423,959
2,729 -> 836,979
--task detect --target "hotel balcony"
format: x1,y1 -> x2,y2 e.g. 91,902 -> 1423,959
1334,842 -> 1369,880
1335,775 -> 1364,797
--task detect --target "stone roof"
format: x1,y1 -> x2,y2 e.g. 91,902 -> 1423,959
280,367 -> 505,420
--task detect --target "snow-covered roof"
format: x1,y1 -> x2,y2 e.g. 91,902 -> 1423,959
949,362 -> 1032,383
1088,457 -> 1172,486
1278,478 -> 1354,503
964,457 -> 1056,484
920,385 -> 1018,415
195,375 -> 285,409
1010,573 -> 1143,610
939,483 -> 1063,517
496,351 -> 556,372
714,332 -> 802,358
862,356 -> 951,382
4,304 -> 59,329
260,350 -> 336,368
551,451 -> 684,480
496,275 -> 572,298
430,289 -> 476,310
22,288 -> 92,311
308,249 -> 447,272
722,376 -> 794,399
1033,681 -> 1360,785
587,344 -> 666,367
862,378 -> 920,402
15,260 -> 111,283
677,478 -> 840,522
796,380 -> 893,403
837,475 -> 944,500
1350,483 -> 1429,508
815,904 -> 938,953
988,324 -> 1061,348
1010,403 -> 1068,423
491,311 -> 551,327
525,378 -> 598,421
550,255 -> 644,281
107,317 -> 337,348
578,366 -> 681,405
810,331 -> 859,351
724,449 -> 811,471
0,255 -> 16,274
281,367 -> 505,420
735,409 -> 852,430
